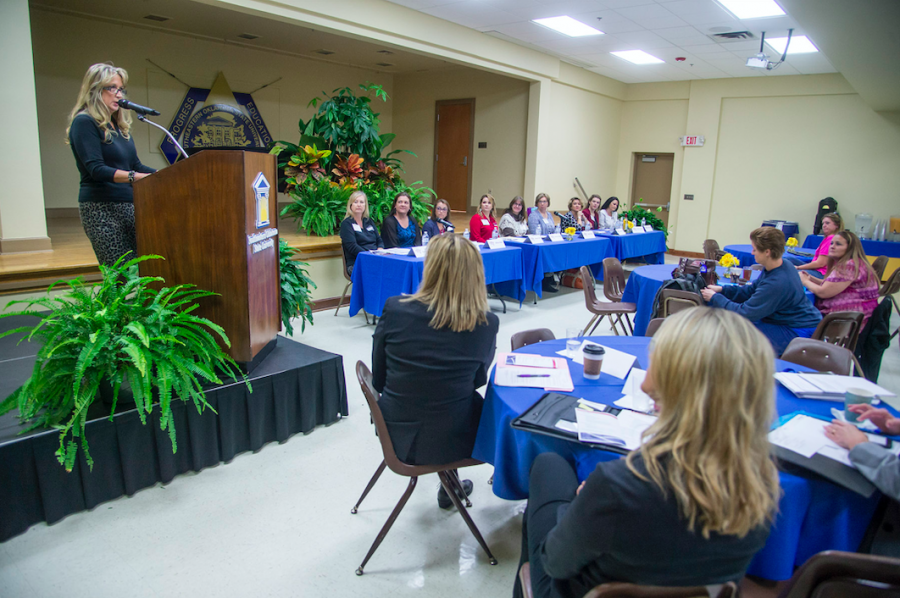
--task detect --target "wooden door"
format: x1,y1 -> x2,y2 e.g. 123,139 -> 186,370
631,153 -> 674,227
433,99 -> 474,212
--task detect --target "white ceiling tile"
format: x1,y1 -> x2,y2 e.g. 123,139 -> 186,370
776,53 -> 837,75
680,42 -> 731,54
610,30 -> 676,49
679,12 -> 739,26
663,0 -> 729,17
420,2 -> 519,28
635,15 -> 692,29
484,21 -> 566,42
385,0 -> 461,9
536,37 -> 612,53
572,11 -> 646,33
509,1 -> 612,20
613,3 -> 676,19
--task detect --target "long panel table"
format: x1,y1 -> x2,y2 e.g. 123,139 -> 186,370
472,336 -> 891,582
804,234 -> 900,258
724,244 -> 814,268
603,230 -> 667,264
501,236 -> 612,299
348,245 -> 526,318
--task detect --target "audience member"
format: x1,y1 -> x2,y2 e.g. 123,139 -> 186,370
469,194 -> 498,242
372,233 -> 499,508
499,196 -> 529,237
528,193 -> 556,236
560,197 -> 589,232
826,405 -> 900,501
701,227 -> 821,355
514,308 -> 779,598
422,198 -> 454,238
796,213 -> 843,278
339,190 -> 383,274
381,192 -> 421,249
596,197 -> 620,230
800,230 -> 879,326
583,195 -> 603,230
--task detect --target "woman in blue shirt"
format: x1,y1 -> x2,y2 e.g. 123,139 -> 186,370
527,193 -> 557,236
381,192 -> 422,249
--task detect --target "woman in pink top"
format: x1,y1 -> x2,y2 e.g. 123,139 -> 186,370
796,213 -> 843,279
800,231 -> 879,326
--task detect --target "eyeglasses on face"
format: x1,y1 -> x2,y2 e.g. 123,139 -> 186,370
435,205 -> 448,211
102,86 -> 127,96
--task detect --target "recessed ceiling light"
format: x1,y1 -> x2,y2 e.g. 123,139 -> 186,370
611,50 -> 664,65
766,35 -> 818,54
532,16 -> 604,37
715,0 -> 785,19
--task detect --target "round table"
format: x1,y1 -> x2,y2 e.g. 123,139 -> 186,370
725,244 -> 814,268
471,336 -> 890,581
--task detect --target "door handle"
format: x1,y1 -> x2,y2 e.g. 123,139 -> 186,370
462,156 -> 467,166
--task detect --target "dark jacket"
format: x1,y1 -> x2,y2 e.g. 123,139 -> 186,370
340,217 -> 383,269
541,456 -> 771,597
372,296 -> 499,465
422,218 -> 453,239
381,214 -> 421,249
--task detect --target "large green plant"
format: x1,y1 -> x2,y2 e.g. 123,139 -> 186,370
279,240 -> 316,336
281,179 -> 352,236
621,201 -> 669,239
360,179 -> 434,227
0,254 -> 248,471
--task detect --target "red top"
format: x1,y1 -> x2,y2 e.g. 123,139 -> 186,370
469,213 -> 497,242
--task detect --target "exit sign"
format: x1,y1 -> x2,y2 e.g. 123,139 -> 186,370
680,135 -> 705,147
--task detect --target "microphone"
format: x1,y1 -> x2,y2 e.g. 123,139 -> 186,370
117,99 -> 160,116
438,218 -> 455,229
553,211 -> 565,219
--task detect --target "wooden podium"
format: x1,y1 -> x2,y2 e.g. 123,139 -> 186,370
134,150 -> 281,365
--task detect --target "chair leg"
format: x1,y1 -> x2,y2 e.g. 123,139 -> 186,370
335,282 -> 351,316
581,314 -> 599,337
356,476 -> 418,576
447,469 -> 472,508
437,471 -> 498,566
623,314 -> 634,335
609,315 -> 621,336
588,315 -> 606,335
351,461 -> 387,514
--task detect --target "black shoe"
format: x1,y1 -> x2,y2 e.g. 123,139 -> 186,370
437,479 -> 474,509
542,279 -> 559,293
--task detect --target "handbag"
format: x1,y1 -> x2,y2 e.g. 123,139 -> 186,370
559,268 -> 584,289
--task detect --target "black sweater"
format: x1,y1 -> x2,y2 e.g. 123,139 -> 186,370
68,113 -> 156,203
339,217 -> 383,268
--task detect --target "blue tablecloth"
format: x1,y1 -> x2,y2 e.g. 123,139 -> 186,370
604,230 -> 667,264
621,264 -> 816,336
762,221 -> 799,238
804,234 -> 900,258
471,336 -> 887,581
502,236 -> 612,298
725,244 -> 814,268
348,245 -> 526,317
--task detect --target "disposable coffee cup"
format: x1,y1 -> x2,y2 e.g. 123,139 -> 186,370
844,388 -> 875,423
583,344 -> 605,380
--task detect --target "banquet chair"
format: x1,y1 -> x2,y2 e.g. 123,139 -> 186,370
870,255 -> 888,282
511,328 -> 556,351
703,239 -> 726,261
351,361 -> 497,575
517,563 -> 737,598
578,265 -> 636,336
879,266 -> 900,340
644,318 -> 665,338
335,252 -> 374,324
658,289 -> 703,318
810,311 -> 864,352
776,550 -> 900,598
781,338 -> 863,377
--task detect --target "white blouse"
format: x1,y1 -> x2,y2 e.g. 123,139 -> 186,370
597,210 -> 619,230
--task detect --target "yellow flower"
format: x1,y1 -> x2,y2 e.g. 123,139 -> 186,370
786,237 -> 798,247
565,227 -> 576,236
718,253 -> 738,268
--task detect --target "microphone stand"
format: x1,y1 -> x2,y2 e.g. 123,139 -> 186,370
136,113 -> 188,160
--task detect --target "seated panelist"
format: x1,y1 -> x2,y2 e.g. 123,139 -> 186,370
559,197 -> 589,232
469,194 -> 498,242
372,233 -> 499,508
339,190 -> 383,274
795,212 -> 843,279
381,192 -> 422,249
701,227 -> 821,355
499,196 -> 529,237
422,198 -> 454,238
515,308 -> 779,598
527,193 -> 556,236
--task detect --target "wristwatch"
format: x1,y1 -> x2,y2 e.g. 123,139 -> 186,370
128,171 -> 135,183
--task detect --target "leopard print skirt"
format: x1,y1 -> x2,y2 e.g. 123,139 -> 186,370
78,201 -> 137,268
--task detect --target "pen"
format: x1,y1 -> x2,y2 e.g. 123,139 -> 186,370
517,374 -> 551,378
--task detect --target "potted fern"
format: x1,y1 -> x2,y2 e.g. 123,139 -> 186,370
0,254 -> 248,472
279,240 -> 316,336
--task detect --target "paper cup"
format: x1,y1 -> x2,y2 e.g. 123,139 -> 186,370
844,388 -> 875,423
583,345 -> 605,380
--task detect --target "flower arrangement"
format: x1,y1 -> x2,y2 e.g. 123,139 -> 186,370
786,237 -> 798,247
718,253 -> 740,268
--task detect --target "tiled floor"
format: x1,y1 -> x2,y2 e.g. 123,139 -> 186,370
0,259 -> 898,597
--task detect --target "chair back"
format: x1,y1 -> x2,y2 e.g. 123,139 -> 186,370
659,289 -> 703,318
870,255 -> 888,282
341,250 -> 352,282
511,329 -> 556,351
583,581 -> 737,598
602,258 -> 627,301
880,266 -> 900,297
777,550 -> 900,598
811,311 -> 864,351
580,266 -> 602,311
644,318 -> 665,338
703,239 -> 721,260
781,338 -> 854,376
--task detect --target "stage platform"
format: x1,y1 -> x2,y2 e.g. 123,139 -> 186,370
0,314 -> 348,542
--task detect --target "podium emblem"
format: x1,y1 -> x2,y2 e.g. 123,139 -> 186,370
253,173 -> 270,229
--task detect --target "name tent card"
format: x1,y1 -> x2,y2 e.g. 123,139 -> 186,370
581,230 -> 596,239
411,246 -> 428,258
614,228 -> 626,236
527,235 -> 545,244
486,238 -> 506,250
632,227 -> 645,234
548,233 -> 564,243
643,225 -> 654,232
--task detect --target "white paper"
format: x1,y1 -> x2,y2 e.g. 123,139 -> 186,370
504,354 -> 556,368
548,233 -> 564,243
507,237 -> 528,243
555,419 -> 578,433
615,228 -> 625,236
622,368 -> 653,412
581,230 -> 596,239
494,363 -> 572,390
527,235 -> 544,244
577,398 -> 609,411
574,409 -> 654,450
486,238 -> 506,250
411,246 -> 427,258
557,341 -> 636,379
631,227 -> 645,234
776,222 -> 784,231
375,247 -> 414,256
776,372 -> 895,399
768,414 -> 829,458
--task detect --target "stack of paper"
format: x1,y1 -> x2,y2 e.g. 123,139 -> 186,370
775,373 -> 895,401
769,414 -> 900,468
556,341 -> 636,379
494,352 -> 574,392
574,407 -> 656,450
614,368 -> 654,413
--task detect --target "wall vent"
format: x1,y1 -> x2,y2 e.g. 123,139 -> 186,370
237,33 -> 260,40
143,14 -> 170,22
315,49 -> 335,55
375,62 -> 394,67
376,50 -> 394,55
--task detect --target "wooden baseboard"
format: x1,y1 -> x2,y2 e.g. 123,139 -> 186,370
310,295 -> 350,312
667,249 -> 704,259
0,236 -> 53,254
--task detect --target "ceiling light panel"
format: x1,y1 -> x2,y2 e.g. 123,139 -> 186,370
611,50 -> 665,65
532,16 -> 604,37
715,0 -> 785,20
765,35 -> 819,54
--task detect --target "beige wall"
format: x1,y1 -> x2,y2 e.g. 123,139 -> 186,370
30,8 -> 394,210
392,68 -> 529,209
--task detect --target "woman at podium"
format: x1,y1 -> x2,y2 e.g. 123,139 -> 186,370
66,63 -> 156,267
340,190 -> 383,274
380,192 -> 422,249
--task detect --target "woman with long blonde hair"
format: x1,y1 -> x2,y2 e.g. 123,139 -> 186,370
515,308 -> 779,598
67,63 -> 156,267
372,233 -> 498,507
338,190 -> 383,274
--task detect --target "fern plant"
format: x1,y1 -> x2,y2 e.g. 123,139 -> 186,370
621,201 -> 669,239
279,240 -> 316,336
0,254 -> 248,472
281,179 -> 352,236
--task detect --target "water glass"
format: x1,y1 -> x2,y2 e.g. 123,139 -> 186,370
566,327 -> 582,356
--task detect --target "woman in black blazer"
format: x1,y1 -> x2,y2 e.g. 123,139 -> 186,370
381,192 -> 422,249
515,308 -> 780,598
339,190 -> 383,274
372,233 -> 498,507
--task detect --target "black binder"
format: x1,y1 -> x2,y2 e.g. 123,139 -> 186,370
774,446 -> 877,498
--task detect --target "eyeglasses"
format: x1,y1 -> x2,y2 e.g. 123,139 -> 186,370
102,86 -> 127,96
435,206 -> 448,212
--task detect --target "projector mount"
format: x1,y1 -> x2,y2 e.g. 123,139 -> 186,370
746,28 -> 793,71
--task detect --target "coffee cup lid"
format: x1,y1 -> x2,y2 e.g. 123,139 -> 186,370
583,344 -> 605,356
